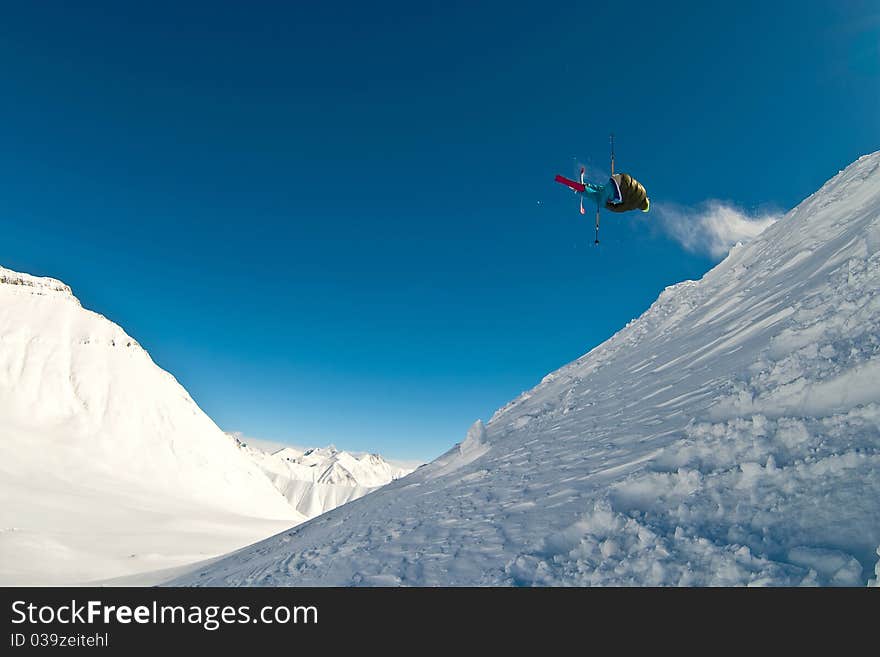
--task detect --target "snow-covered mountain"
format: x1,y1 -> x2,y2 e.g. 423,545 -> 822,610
0,267 -> 303,585
173,152 -> 880,587
233,437 -> 413,518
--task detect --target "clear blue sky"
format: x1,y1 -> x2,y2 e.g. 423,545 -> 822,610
1,2 -> 877,461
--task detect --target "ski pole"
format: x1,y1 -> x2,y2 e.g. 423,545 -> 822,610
610,133 -> 615,176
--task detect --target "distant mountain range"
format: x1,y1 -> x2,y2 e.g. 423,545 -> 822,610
233,436 -> 414,518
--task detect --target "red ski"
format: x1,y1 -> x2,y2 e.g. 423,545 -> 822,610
554,174 -> 586,193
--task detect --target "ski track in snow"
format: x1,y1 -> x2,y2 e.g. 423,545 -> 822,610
170,153 -> 880,587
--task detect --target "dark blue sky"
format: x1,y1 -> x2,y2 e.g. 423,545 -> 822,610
1,1 -> 877,460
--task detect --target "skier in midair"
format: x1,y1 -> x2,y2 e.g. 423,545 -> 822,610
554,136 -> 650,243
555,171 -> 651,213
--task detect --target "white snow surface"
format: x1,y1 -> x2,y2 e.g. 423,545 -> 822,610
173,152 -> 880,587
0,268 -> 304,585
234,439 -> 412,519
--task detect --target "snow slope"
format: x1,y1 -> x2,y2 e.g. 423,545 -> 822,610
173,152 -> 880,587
234,438 -> 412,518
0,268 -> 303,585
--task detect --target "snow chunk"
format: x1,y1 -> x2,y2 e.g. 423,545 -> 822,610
461,419 -> 487,454
869,547 -> 880,587
787,546 -> 863,586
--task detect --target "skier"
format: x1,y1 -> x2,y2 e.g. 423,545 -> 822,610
555,171 -> 650,213
554,136 -> 649,243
